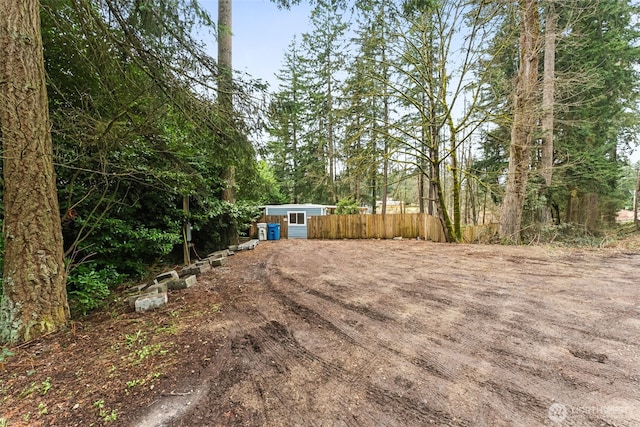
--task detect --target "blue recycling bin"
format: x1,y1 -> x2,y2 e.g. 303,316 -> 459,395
267,223 -> 280,240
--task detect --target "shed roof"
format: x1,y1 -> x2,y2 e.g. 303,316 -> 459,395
263,204 -> 336,209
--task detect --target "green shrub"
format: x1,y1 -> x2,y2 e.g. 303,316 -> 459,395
69,218 -> 181,278
336,198 -> 361,215
67,263 -> 123,317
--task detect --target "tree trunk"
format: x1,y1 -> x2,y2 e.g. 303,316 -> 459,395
327,70 -> 336,204
634,167 -> 639,230
0,0 -> 69,343
499,0 -> 540,243
418,114 -> 427,214
381,42 -> 389,216
540,1 -> 556,223
447,117 -> 461,240
218,0 -> 237,246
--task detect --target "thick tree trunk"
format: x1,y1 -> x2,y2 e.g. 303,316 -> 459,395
218,0 -> 237,246
0,0 -> 69,343
499,0 -> 540,243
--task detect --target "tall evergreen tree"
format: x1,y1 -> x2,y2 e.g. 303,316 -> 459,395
0,0 -> 69,343
269,38 -> 308,203
499,0 -> 540,243
300,0 -> 349,204
552,0 -> 640,225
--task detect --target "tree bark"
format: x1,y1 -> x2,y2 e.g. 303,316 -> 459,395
0,0 -> 69,343
540,1 -> 556,223
381,42 -> 389,216
218,0 -> 237,246
634,167 -> 639,230
499,0 -> 540,243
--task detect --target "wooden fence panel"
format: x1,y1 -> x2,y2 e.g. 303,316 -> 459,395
307,213 -> 446,242
249,215 -> 288,239
461,223 -> 498,243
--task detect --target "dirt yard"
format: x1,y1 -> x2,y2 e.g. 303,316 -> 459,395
1,239 -> 639,426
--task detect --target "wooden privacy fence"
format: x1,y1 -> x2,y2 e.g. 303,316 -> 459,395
307,213 -> 446,242
461,223 -> 498,243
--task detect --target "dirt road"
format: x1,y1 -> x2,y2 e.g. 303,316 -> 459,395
139,239 -> 640,426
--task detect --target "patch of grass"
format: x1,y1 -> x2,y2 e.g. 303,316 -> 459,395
132,343 -> 169,364
41,377 -> 52,395
19,382 -> 39,399
37,402 -> 48,416
93,399 -> 118,422
126,378 -> 142,388
125,378 -> 143,395
156,323 -> 178,335
124,330 -> 146,348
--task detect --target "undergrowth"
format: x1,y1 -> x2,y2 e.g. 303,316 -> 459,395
523,222 -> 638,247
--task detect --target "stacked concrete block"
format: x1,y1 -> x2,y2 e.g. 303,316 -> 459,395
127,245 -> 241,313
181,263 -> 207,276
156,270 -> 179,284
127,287 -> 158,308
128,269 -> 191,312
195,260 -> 212,273
135,292 -> 168,313
208,249 -> 232,258
210,257 -> 228,267
167,274 -> 197,290
233,239 -> 259,252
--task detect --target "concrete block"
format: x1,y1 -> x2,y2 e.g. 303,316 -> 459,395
236,239 -> 260,251
181,264 -> 211,276
208,250 -> 229,259
147,282 -> 168,294
181,264 -> 199,276
135,292 -> 168,312
195,262 -> 211,273
168,275 -> 197,290
127,289 -> 158,308
210,257 -> 228,267
156,270 -> 179,283
136,280 -> 158,292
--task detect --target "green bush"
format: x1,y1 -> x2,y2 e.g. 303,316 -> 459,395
336,198 -> 361,215
67,263 -> 123,317
69,217 -> 182,279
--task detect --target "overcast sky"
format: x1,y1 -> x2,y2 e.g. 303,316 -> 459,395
197,0 -> 640,162
199,0 -> 313,89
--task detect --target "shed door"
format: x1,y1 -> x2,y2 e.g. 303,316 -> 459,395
287,211 -> 307,239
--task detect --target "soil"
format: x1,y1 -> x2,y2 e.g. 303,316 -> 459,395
1,238 -> 639,426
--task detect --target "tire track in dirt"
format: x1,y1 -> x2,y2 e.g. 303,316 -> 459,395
262,262 -> 480,425
265,241 -> 639,425
168,240 -> 640,426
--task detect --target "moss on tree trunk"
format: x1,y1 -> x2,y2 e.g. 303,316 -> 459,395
0,0 -> 69,343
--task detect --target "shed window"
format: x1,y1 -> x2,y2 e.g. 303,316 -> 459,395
288,212 -> 306,226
